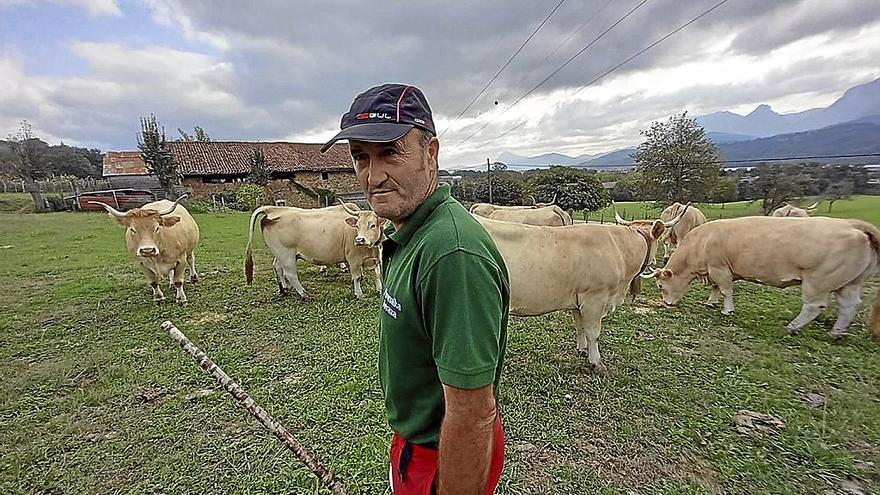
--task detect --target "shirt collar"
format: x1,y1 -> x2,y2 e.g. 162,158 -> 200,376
385,183 -> 451,246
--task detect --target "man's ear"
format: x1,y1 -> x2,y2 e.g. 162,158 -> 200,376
651,220 -> 665,240
161,216 -> 181,227
659,268 -> 673,280
345,216 -> 358,227
427,136 -> 440,168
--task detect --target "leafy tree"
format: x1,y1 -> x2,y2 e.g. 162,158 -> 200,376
708,175 -> 738,205
248,148 -> 271,186
749,163 -> 808,214
235,183 -> 265,210
138,114 -> 178,197
0,120 -> 51,211
611,171 -> 642,201
526,166 -> 609,211
178,126 -> 211,142
633,112 -> 722,203
491,161 -> 508,171
472,175 -> 524,205
825,181 -> 853,211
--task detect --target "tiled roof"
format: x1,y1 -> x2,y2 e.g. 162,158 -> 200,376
168,141 -> 353,176
103,151 -> 148,176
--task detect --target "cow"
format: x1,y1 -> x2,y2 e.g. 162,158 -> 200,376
646,216 -> 880,339
658,202 -> 707,260
90,195 -> 199,304
473,206 -> 688,372
244,202 -> 383,299
469,194 -> 561,219
614,204 -> 691,298
771,202 -> 819,217
487,204 -> 573,226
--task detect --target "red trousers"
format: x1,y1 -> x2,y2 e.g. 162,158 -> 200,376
389,415 -> 504,494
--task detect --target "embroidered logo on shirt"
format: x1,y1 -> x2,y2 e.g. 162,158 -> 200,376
382,288 -> 402,319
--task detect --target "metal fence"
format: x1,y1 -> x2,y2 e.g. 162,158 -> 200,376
1,178 -> 111,195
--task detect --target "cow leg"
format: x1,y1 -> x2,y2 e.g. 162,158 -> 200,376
172,260 -> 188,304
830,284 -> 862,339
786,286 -> 828,335
272,257 -> 288,295
187,251 -> 199,283
140,264 -> 165,304
349,258 -> 365,299
574,301 -> 607,374
708,266 -> 735,315
373,262 -> 382,292
339,262 -> 349,273
279,251 -> 309,298
707,286 -> 721,306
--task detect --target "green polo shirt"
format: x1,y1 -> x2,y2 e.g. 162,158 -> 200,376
379,184 -> 509,445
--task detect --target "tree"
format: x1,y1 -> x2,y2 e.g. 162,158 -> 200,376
139,114 -> 178,197
633,112 -> 722,203
0,120 -> 51,211
749,163 -> 808,214
178,126 -> 211,142
526,166 -> 609,211
472,175 -> 524,205
248,148 -> 271,186
825,181 -> 853,211
708,176 -> 738,205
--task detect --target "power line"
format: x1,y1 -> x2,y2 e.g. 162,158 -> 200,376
455,0 -> 652,146
472,0 -> 731,150
439,0 -> 568,138
537,0 -> 615,66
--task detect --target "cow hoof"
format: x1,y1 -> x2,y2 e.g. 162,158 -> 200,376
591,363 -> 608,375
721,310 -> 734,316
786,326 -> 800,336
154,298 -> 166,305
828,331 -> 848,340
190,275 -> 199,284
177,298 -> 188,305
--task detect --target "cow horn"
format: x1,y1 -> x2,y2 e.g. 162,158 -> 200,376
614,209 -> 631,226
663,202 -> 690,228
88,201 -> 126,218
549,193 -> 557,205
640,268 -> 659,279
806,201 -> 819,210
529,195 -> 537,206
338,199 -> 359,216
157,194 -> 188,216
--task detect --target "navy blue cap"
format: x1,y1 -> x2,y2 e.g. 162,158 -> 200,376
321,83 -> 435,153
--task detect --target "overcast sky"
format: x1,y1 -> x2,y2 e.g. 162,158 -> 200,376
2,0 -> 879,168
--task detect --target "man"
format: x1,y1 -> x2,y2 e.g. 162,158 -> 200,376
322,83 -> 509,494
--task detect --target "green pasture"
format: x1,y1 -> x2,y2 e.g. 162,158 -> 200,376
1,200 -> 879,494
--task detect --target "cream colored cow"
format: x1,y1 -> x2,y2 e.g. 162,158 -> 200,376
649,216 -> 880,339
474,207 -> 688,372
245,203 -> 383,299
771,202 -> 818,217
91,196 -> 199,304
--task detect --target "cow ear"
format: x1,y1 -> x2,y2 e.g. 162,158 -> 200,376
344,217 -> 357,227
651,220 -> 665,239
659,268 -> 673,280
161,215 -> 181,227
113,214 -> 130,227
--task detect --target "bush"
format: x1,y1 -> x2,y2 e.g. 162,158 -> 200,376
234,184 -> 265,211
186,200 -> 233,214
44,195 -> 67,212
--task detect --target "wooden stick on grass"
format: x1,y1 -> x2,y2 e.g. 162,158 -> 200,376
162,320 -> 348,495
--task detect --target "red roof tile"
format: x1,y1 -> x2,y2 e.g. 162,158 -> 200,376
103,151 -> 148,176
168,141 -> 352,176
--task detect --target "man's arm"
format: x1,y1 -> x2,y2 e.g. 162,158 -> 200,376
437,383 -> 497,495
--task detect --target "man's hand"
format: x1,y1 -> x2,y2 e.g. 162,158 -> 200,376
437,383 -> 497,495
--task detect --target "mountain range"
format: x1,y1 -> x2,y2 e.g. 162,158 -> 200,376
491,77 -> 880,170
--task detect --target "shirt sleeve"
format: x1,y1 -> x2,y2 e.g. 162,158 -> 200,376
419,249 -> 505,390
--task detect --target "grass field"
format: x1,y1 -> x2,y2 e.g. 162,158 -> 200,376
1,198 -> 879,494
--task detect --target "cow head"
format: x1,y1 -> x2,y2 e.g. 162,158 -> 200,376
339,200 -> 385,247
641,267 -> 691,307
615,203 -> 690,265
89,195 -> 186,258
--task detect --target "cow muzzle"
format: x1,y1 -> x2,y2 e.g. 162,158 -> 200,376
139,246 -> 159,257
354,236 -> 367,246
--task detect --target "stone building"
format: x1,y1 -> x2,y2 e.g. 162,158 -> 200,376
169,141 -> 360,207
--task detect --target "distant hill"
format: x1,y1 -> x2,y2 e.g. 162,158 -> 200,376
573,122 -> 880,169
697,77 -> 880,137
706,131 -> 756,143
496,151 -> 594,167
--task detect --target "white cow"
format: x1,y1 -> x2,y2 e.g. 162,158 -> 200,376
245,203 -> 383,299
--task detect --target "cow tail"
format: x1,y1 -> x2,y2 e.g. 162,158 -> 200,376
245,207 -> 267,285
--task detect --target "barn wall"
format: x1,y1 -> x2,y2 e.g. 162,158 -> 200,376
181,170 -> 360,208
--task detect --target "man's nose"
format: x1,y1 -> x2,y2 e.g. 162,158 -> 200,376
367,162 -> 388,189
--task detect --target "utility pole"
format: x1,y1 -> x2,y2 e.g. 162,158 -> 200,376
487,158 -> 493,204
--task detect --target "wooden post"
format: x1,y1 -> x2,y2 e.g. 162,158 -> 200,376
162,321 -> 348,495
487,158 -> 492,204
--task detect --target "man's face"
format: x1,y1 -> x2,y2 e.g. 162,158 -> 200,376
349,129 -> 439,222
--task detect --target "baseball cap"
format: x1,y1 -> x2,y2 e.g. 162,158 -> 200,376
320,83 -> 436,153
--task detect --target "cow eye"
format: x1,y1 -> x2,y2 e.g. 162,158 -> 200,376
154,226 -> 160,233
369,223 -> 375,229
128,227 -> 136,234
